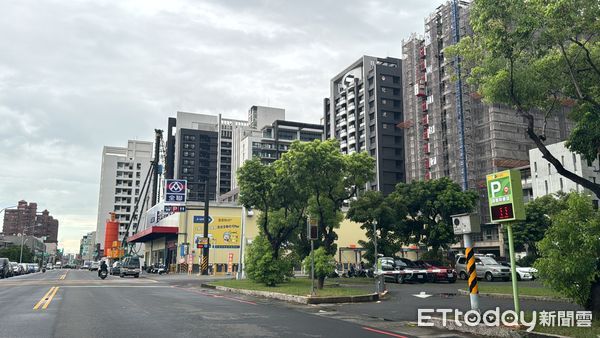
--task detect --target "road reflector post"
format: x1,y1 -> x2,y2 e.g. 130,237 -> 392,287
452,213 -> 481,312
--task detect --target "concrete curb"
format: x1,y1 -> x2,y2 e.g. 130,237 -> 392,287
430,317 -> 522,337
456,289 -> 571,303
201,283 -> 379,304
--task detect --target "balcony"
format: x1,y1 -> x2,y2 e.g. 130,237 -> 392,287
348,125 -> 356,133
421,101 -> 428,112
424,143 -> 430,154
348,114 -> 356,123
422,115 -> 429,125
339,129 -> 347,138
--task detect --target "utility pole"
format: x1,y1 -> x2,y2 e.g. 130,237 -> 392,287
201,178 -> 210,275
151,129 -> 163,207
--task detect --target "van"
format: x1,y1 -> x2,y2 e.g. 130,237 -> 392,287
120,256 -> 140,278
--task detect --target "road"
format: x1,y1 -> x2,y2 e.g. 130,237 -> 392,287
312,278 -> 582,329
0,270 -> 467,338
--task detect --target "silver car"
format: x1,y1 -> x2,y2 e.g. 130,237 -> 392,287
456,255 -> 511,282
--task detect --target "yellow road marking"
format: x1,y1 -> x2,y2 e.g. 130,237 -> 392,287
59,271 -> 68,280
33,287 -> 56,310
42,287 -> 59,309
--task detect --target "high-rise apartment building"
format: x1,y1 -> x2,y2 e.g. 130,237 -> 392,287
324,56 -> 406,195
402,0 -> 571,220
79,231 -> 96,261
166,107 -> 289,202
2,200 -> 59,243
95,140 -> 153,249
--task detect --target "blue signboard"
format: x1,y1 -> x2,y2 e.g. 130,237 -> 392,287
193,215 -> 213,224
165,179 -> 187,205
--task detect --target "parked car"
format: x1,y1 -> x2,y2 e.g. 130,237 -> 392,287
120,256 -> 141,278
10,262 -> 21,276
456,255 -> 511,282
415,260 -> 457,283
0,258 -> 11,278
394,258 -> 428,283
46,263 -> 53,270
82,261 -> 92,270
500,262 -> 538,280
90,261 -> 100,271
26,264 -> 37,274
18,263 -> 29,274
110,261 -> 122,276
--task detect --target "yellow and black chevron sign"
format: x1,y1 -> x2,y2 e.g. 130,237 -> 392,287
201,256 -> 209,274
466,247 -> 479,294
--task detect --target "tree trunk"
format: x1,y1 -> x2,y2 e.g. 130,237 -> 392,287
318,276 -> 325,289
587,279 -> 600,318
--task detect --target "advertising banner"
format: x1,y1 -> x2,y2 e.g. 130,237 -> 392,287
193,216 -> 241,249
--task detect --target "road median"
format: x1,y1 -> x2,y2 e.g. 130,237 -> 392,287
202,278 -> 379,304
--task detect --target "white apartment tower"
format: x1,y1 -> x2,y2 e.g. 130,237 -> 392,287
95,140 -> 153,250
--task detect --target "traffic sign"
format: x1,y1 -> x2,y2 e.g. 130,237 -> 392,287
486,170 -> 525,222
165,179 -> 187,205
164,205 -> 186,213
193,215 -> 213,224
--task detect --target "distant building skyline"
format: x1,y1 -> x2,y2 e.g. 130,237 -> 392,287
2,200 -> 59,243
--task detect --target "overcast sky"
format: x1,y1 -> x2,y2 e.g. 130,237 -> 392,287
0,0 -> 442,253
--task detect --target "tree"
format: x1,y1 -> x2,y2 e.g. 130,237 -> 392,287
505,194 -> 568,256
245,235 -> 294,286
279,139 -> 375,256
388,178 -> 478,253
303,247 -> 336,289
347,191 -> 402,265
237,158 -> 308,259
535,193 -> 600,314
0,245 -> 34,262
450,0 -> 600,197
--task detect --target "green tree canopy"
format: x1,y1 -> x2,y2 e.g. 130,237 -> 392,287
245,235 -> 294,286
535,193 -> 600,313
449,0 -> 600,197
0,245 -> 34,263
506,194 -> 569,256
388,178 -> 478,252
303,247 -> 336,289
278,139 -> 375,256
237,157 -> 308,259
347,190 -> 402,265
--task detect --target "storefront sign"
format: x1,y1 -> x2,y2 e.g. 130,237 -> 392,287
193,216 -> 241,249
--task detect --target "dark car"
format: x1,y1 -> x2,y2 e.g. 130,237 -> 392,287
120,256 -> 140,278
0,258 -> 11,278
394,258 -> 427,283
415,260 -> 457,283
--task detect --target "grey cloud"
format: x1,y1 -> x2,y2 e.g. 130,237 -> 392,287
0,0 -> 441,252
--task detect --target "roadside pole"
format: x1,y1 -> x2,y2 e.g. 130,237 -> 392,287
372,220 -> 380,294
452,213 -> 481,312
506,223 -> 520,313
463,233 -> 479,311
308,216 -> 318,296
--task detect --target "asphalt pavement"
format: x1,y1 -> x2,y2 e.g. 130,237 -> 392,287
0,270 -> 469,338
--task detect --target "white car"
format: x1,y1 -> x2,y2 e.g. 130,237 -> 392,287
501,262 -> 537,280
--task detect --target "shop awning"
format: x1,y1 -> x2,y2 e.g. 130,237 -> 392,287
127,226 -> 178,243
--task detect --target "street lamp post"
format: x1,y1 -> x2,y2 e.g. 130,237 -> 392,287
373,220 -> 380,294
19,224 -> 40,263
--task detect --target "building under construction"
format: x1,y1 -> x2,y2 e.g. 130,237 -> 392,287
401,1 -> 571,254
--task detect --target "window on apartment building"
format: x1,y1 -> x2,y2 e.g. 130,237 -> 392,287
393,100 -> 401,107
548,163 -> 551,175
370,149 -> 376,156
183,151 -> 195,158
534,162 -> 537,173
381,99 -> 387,105
393,76 -> 400,84
561,155 -> 564,166
592,177 -> 597,184
382,123 -> 388,129
545,180 -> 548,195
382,111 -> 388,117
136,163 -> 141,170
573,153 -> 577,171
381,87 -> 387,93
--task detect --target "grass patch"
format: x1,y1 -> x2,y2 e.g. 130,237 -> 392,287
468,284 -> 566,299
327,277 -> 374,285
209,278 -> 370,297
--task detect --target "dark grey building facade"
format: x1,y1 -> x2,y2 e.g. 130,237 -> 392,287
324,56 -> 406,195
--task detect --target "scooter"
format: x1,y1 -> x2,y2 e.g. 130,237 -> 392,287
99,270 -> 108,280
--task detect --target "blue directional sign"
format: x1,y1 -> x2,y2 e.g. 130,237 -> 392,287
165,179 -> 187,205
193,215 -> 213,224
